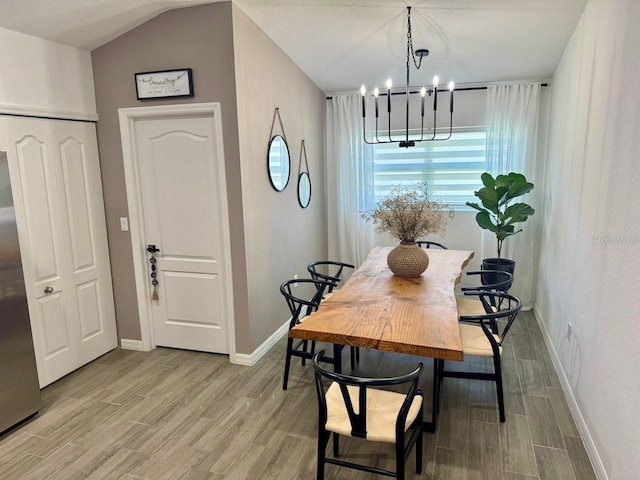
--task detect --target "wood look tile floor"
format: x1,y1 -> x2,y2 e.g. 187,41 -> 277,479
0,311 -> 597,479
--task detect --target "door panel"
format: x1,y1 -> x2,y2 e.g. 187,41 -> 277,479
163,272 -> 220,324
135,114 -> 229,353
60,138 -> 95,271
14,136 -> 59,282
2,117 -> 117,387
38,293 -> 70,358
149,131 -> 217,258
77,280 -> 101,339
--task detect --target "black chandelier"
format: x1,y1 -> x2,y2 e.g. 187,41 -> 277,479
360,6 -> 454,148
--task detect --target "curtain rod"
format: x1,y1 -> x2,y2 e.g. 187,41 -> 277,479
326,83 -> 549,100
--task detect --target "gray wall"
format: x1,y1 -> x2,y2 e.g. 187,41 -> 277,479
536,0 -> 640,477
92,2 -> 247,343
231,5 -> 327,350
92,2 -> 327,354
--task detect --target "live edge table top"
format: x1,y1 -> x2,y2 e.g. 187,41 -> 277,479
289,246 -> 474,361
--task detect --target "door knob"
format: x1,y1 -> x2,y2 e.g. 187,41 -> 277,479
44,286 -> 54,294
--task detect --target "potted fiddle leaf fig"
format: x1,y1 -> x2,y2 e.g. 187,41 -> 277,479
466,172 -> 535,277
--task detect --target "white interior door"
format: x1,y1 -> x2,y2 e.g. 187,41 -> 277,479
1,117 -> 117,387
132,112 -> 230,353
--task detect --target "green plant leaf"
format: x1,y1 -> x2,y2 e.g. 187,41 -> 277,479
505,181 -> 534,200
476,188 -> 499,214
503,203 -> 535,225
496,187 -> 511,207
476,211 -> 497,232
494,174 -> 511,188
496,226 -> 521,241
465,202 -> 487,213
481,172 -> 495,189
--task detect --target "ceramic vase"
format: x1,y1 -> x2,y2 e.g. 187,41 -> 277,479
386,242 -> 429,277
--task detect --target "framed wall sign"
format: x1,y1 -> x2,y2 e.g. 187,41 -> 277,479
135,68 -> 194,100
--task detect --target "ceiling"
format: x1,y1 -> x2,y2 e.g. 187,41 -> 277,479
0,0 -> 588,93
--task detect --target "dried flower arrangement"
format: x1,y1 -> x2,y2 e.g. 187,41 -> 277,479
362,183 -> 453,243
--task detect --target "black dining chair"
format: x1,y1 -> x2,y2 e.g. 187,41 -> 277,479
307,260 -> 355,300
416,240 -> 448,249
307,260 -> 360,370
455,270 -> 513,317
437,291 -> 522,422
312,351 -> 424,480
280,278 -> 335,390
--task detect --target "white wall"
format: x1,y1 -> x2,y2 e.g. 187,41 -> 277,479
537,0 -> 640,478
0,27 -> 96,118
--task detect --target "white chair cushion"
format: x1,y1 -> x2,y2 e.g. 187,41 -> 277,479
455,296 -> 497,317
459,323 -> 502,357
324,383 -> 422,443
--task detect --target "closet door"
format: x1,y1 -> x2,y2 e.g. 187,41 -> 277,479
1,117 -> 117,387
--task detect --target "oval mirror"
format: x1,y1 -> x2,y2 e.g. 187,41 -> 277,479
298,172 -> 311,208
267,135 -> 290,191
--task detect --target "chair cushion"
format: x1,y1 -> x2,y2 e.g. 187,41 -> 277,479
324,383 -> 422,443
455,296 -> 497,316
459,323 -> 502,357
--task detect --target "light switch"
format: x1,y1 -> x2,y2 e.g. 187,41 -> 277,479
120,217 -> 129,231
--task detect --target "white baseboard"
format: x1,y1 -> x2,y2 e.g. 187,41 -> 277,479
232,319 -> 290,366
121,318 -> 289,363
532,307 -> 608,480
119,338 -> 149,351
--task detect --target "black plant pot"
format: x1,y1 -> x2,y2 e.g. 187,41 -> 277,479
481,258 -> 516,288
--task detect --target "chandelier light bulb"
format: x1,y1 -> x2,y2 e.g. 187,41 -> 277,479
386,78 -> 393,89
448,80 -> 455,91
420,86 -> 427,97
360,85 -> 366,96
433,75 -> 439,87
374,87 -> 380,97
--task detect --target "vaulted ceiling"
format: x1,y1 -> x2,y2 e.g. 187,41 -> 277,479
0,0 -> 588,93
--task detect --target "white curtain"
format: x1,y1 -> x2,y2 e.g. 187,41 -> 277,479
325,94 -> 375,267
483,83 -> 541,307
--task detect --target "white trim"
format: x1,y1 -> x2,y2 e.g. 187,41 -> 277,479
118,102 -> 237,361
0,103 -> 98,122
119,339 -> 149,351
533,307 -> 608,480
232,319 -> 290,366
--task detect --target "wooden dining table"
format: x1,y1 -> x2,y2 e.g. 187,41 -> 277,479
289,246 -> 474,431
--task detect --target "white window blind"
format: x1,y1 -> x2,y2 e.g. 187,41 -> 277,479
371,130 -> 486,208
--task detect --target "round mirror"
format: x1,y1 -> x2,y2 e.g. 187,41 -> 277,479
298,172 -> 311,208
267,135 -> 290,191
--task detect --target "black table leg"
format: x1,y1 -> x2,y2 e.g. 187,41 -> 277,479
425,358 -> 440,433
333,344 -> 344,374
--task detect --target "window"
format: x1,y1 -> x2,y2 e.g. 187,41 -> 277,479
371,129 -> 486,208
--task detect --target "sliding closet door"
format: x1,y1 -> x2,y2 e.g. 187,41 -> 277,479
0,117 -> 117,387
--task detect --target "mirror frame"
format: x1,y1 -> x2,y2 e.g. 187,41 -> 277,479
297,171 -> 311,208
267,135 -> 290,192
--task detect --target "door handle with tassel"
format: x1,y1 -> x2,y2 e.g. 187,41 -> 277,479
147,244 -> 160,301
